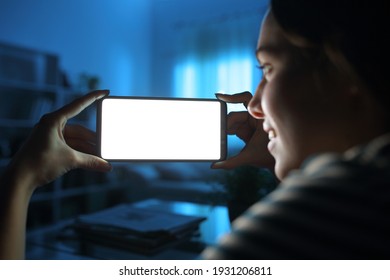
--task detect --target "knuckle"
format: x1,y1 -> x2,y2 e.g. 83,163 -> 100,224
241,91 -> 253,100
38,113 -> 57,126
241,91 -> 253,97
84,157 -> 98,169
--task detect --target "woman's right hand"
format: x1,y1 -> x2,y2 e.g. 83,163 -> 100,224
211,92 -> 275,171
7,90 -> 112,192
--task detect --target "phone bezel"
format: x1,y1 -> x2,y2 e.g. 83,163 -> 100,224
96,96 -> 227,162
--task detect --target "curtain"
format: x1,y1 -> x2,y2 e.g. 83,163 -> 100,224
173,8 -> 267,99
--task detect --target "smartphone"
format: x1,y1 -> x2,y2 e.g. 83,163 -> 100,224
97,96 -> 227,161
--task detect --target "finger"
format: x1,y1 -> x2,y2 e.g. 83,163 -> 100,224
226,112 -> 256,142
64,124 -> 96,144
211,153 -> 253,170
65,138 -> 97,155
54,90 -> 109,121
226,111 -> 249,133
74,152 -> 112,172
216,91 -> 252,108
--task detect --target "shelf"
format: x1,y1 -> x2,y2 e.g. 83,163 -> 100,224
0,118 -> 36,128
0,79 -> 59,93
30,181 -> 132,202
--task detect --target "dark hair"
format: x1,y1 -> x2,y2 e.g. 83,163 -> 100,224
271,0 -> 389,111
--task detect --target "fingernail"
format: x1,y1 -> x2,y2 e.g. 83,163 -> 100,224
97,90 -> 109,99
106,163 -> 113,172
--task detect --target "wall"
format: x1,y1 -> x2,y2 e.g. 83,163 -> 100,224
0,0 -> 152,95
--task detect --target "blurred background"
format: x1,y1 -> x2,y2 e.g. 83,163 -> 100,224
0,0 -> 267,97
0,0 -> 272,258
0,0 -> 268,151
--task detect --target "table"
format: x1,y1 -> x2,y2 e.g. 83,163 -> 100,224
26,199 -> 231,260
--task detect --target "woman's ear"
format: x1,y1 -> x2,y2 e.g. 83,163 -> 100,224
349,85 -> 359,95
345,84 -> 366,110
347,82 -> 372,101
348,82 -> 385,120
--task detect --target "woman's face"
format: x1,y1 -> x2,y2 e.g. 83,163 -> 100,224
248,11 -> 354,179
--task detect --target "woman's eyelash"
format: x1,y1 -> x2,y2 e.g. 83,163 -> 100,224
256,64 -> 272,74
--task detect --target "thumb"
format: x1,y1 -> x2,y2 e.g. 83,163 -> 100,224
75,153 -> 113,172
211,155 -> 245,170
215,91 -> 252,107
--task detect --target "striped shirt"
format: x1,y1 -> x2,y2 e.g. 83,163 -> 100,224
201,133 -> 390,259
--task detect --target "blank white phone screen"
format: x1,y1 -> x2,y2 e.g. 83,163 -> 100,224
99,98 -> 224,160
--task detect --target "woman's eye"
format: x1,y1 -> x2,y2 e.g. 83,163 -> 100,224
257,64 -> 272,78
262,65 -> 272,75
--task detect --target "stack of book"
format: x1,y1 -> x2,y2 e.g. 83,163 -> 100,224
72,203 -> 206,255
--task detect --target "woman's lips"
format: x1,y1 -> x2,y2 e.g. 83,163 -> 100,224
263,121 -> 277,152
268,129 -> 276,140
266,129 -> 277,152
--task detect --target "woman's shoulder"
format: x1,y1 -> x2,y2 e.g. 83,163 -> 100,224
285,132 -> 390,190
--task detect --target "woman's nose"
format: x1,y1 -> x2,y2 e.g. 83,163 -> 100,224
248,80 -> 265,119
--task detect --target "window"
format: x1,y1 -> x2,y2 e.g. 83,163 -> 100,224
173,10 -> 265,149
174,54 -> 256,99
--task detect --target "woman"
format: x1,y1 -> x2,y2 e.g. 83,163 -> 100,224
1,0 -> 389,259
203,0 -> 390,259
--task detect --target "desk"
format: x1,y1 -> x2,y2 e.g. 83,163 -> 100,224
26,199 -> 231,260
